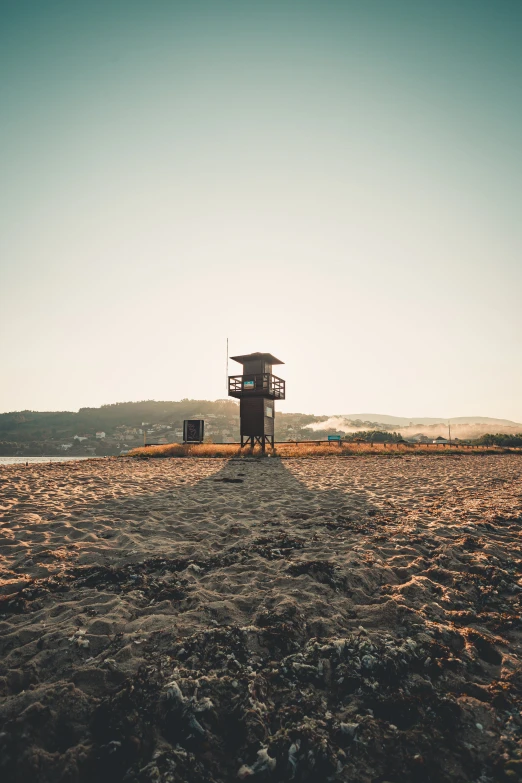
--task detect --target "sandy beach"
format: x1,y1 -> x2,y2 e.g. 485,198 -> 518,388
1,455 -> 522,782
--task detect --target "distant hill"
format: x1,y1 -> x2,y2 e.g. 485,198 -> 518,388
0,399 -> 239,439
0,401 -> 520,455
0,400 -> 240,455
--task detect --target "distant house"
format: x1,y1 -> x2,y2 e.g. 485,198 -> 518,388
407,434 -> 430,444
61,444 -> 72,450
73,435 -> 88,442
95,431 -> 106,439
433,436 -> 449,444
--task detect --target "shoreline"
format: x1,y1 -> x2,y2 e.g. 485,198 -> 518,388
127,443 -> 522,459
2,445 -> 521,465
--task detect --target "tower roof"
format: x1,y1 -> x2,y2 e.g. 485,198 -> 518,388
230,352 -> 284,366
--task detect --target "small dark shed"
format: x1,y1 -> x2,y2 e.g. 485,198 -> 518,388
228,352 -> 285,450
183,420 -> 205,444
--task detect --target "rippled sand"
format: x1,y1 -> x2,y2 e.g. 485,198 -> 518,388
1,455 -> 521,782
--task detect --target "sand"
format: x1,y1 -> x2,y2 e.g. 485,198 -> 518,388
0,455 -> 521,782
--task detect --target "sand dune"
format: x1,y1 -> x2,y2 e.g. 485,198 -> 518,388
1,455 -> 521,782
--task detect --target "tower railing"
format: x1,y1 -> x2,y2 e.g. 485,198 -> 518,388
228,373 -> 285,400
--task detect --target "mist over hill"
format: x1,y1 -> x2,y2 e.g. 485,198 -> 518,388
341,414 -> 521,427
305,414 -> 522,441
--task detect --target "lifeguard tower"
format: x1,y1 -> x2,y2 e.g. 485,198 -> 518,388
228,352 -> 285,451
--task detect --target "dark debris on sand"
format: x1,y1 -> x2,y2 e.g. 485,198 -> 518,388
2,531 -> 522,783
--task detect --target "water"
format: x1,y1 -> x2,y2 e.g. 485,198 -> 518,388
0,456 -> 100,466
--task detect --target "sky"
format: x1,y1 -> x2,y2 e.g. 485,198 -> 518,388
1,0 -> 521,420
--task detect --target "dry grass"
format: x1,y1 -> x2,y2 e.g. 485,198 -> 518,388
126,441 -> 520,459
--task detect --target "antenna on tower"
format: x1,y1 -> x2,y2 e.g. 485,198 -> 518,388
225,337 -> 229,394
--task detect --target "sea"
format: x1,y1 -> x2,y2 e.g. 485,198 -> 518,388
0,456 -> 100,466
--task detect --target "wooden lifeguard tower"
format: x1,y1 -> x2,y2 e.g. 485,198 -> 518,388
228,352 -> 286,451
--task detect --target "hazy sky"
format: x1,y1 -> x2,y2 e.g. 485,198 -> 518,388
1,0 -> 521,419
